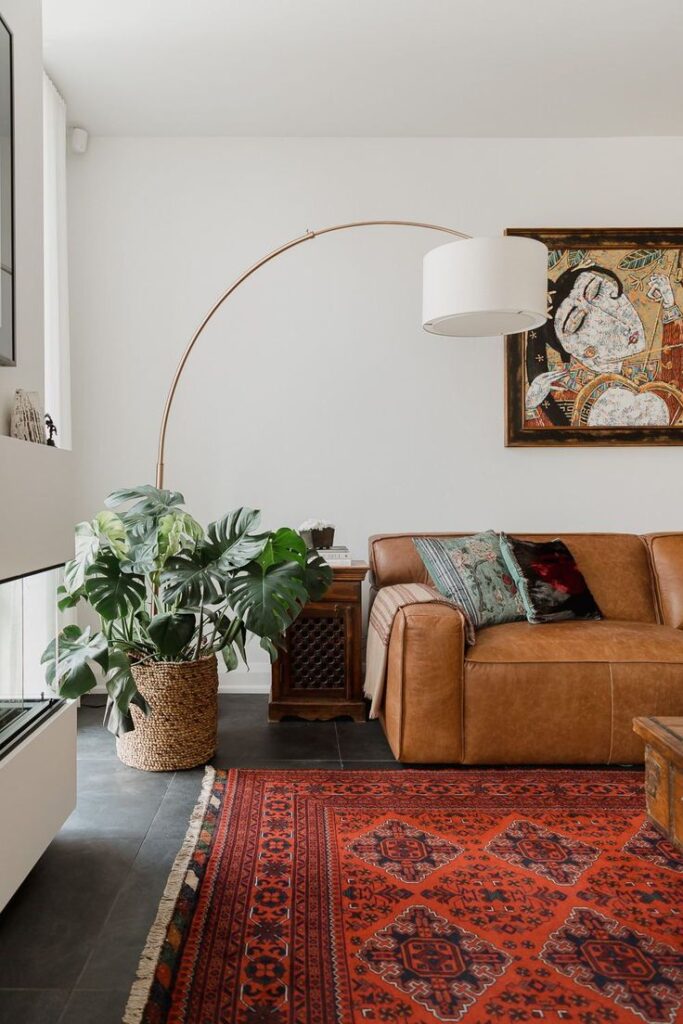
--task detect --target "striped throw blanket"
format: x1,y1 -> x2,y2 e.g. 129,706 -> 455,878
364,583 -> 475,719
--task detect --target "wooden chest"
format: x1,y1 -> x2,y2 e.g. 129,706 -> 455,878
632,716 -> 683,853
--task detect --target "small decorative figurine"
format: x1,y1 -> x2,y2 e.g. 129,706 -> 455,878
45,414 -> 58,447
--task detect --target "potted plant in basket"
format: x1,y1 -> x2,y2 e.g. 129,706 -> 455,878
42,485 -> 332,771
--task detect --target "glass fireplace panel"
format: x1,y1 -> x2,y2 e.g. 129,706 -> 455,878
0,567 -> 64,756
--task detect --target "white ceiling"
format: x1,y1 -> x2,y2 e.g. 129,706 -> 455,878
43,0 -> 683,137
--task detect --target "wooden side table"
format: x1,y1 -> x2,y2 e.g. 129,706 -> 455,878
269,562 -> 369,722
633,716 -> 683,853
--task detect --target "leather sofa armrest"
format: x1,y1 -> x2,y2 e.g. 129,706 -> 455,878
382,603 -> 466,763
644,532 -> 683,628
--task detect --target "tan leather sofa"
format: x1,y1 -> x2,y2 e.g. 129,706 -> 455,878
369,532 -> 683,764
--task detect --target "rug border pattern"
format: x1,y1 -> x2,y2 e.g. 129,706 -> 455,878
122,765 -> 219,1024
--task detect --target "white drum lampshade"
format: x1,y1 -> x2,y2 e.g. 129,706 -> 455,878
422,235 -> 549,337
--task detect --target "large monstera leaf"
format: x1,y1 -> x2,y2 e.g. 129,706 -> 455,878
63,522 -> 100,594
225,562 -> 309,639
121,511 -> 204,576
85,553 -> 146,621
41,625 -> 109,698
258,527 -> 307,570
157,512 -> 204,566
301,552 -> 333,600
122,517 -> 159,575
93,510 -> 128,558
148,611 -> 196,660
161,508 -> 269,605
203,507 -> 268,569
160,551 -> 222,605
63,511 -> 129,596
105,484 -> 186,525
103,650 -> 149,736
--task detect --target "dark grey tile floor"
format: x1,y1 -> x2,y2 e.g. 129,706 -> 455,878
0,695 -> 395,1024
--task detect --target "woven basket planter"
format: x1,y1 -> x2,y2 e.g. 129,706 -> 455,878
116,655 -> 219,772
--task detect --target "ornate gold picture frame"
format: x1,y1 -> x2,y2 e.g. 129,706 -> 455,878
505,228 -> 683,446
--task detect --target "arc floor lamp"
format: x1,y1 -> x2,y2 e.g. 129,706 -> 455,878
155,220 -> 548,488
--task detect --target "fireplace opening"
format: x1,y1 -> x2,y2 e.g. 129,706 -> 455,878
0,566 -> 66,758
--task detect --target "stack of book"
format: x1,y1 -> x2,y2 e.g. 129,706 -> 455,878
319,545 -> 352,567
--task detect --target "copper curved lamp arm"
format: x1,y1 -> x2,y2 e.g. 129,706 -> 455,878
155,219 -> 470,488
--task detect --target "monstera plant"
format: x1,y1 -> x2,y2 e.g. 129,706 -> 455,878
42,486 -> 331,741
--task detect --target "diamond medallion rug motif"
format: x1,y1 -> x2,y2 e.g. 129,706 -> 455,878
123,768 -> 683,1024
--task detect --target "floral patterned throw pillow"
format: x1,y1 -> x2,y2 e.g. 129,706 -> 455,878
499,534 -> 602,624
413,531 -> 525,629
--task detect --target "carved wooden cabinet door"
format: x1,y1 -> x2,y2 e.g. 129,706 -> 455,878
269,564 -> 368,722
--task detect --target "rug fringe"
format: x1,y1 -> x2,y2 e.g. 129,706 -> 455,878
122,764 -> 216,1024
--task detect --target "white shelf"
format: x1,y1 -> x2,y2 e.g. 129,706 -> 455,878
0,437 -> 76,581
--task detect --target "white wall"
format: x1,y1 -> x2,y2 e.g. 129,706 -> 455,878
0,0 -> 43,425
67,136 -> 683,667
0,0 -> 76,581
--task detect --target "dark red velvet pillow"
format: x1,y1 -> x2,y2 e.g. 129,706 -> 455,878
499,534 -> 602,624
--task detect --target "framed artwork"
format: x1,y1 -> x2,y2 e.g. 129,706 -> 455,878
505,228 -> 683,446
0,13 -> 14,367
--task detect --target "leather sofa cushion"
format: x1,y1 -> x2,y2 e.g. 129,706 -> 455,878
370,533 -> 657,623
466,619 -> 683,664
463,658 -> 683,764
464,620 -> 683,763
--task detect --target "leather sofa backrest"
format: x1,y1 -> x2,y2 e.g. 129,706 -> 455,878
645,533 -> 683,628
369,532 -> 659,624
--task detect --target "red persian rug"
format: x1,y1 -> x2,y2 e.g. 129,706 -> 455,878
123,768 -> 683,1024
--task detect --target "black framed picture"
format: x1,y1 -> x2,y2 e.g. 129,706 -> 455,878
0,13 -> 14,367
506,228 -> 683,446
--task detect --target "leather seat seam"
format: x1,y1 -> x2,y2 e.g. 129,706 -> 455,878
398,609 -> 406,758
465,658 -> 683,666
607,662 -> 614,764
458,618 -> 465,763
